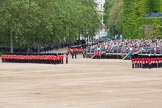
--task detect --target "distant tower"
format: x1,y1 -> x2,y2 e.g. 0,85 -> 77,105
94,0 -> 105,25
94,0 -> 107,38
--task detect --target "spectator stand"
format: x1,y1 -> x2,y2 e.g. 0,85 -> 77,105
87,39 -> 162,60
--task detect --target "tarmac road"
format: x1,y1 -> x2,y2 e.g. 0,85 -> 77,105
0,56 -> 162,108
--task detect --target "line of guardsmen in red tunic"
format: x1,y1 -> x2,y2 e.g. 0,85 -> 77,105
132,55 -> 162,68
1,53 -> 68,64
68,48 -> 87,54
68,48 -> 87,58
93,51 -> 102,59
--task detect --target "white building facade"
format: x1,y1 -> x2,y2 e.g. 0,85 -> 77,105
95,0 -> 105,23
94,0 -> 107,39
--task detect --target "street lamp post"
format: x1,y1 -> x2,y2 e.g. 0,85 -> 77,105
113,26 -> 115,37
86,31 -> 89,48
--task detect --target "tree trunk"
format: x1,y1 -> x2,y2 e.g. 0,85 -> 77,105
10,30 -> 13,53
37,46 -> 40,53
27,44 -> 31,53
78,31 -> 80,46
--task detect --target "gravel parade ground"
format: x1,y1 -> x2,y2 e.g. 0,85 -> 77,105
0,56 -> 162,108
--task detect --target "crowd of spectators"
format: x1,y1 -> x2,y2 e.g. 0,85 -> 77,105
0,44 -> 61,53
0,40 -> 86,53
87,39 -> 162,55
2,38 -> 162,56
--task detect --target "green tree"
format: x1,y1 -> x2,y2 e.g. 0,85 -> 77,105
0,0 -> 101,53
